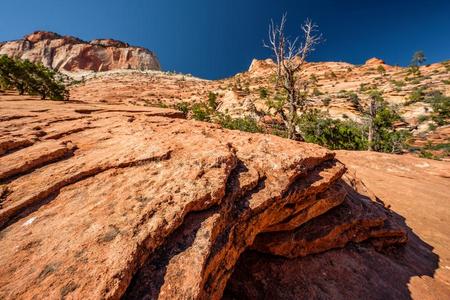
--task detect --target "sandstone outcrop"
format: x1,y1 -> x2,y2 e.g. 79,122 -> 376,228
225,151 -> 450,299
364,57 -> 386,66
0,92 -> 409,299
0,31 -> 160,72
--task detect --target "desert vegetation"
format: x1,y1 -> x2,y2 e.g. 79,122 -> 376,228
170,84 -> 411,154
0,55 -> 68,100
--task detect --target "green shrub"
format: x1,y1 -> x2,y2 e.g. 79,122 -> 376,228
217,114 -> 262,133
426,91 -> 450,126
443,61 -> 450,72
390,80 -> 405,88
428,123 -> 437,131
373,128 -> 411,153
0,55 -> 68,100
175,102 -> 190,116
325,71 -> 337,79
417,115 -> 429,123
208,92 -> 218,110
266,92 -> 287,111
269,124 -> 289,138
337,90 -> 348,98
156,101 -> 168,108
369,99 -> 411,153
259,87 -> 269,99
345,92 -> 361,111
321,97 -> 331,106
419,150 -> 434,159
406,87 -> 426,105
407,65 -> 421,76
359,83 -> 376,92
312,87 -> 323,96
191,103 -> 212,121
297,110 -> 367,150
188,92 -> 219,121
377,65 -> 386,75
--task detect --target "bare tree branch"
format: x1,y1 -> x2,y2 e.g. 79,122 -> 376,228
263,15 -> 322,140
263,13 -> 287,81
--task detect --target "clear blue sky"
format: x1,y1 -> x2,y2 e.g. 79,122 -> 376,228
1,0 -> 449,79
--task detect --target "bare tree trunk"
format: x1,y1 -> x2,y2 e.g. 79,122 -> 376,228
264,14 -> 286,87
263,16 -> 321,140
285,70 -> 297,139
18,83 -> 25,95
368,99 -> 376,151
287,101 -> 296,139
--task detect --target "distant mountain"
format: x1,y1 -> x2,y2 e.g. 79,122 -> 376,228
0,31 -> 160,72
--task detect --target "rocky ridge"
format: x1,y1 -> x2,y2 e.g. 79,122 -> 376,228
69,57 -> 450,121
0,31 -> 160,72
68,56 -> 450,157
0,92 -> 410,299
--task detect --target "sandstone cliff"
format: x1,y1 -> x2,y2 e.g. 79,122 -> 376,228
0,31 -> 160,72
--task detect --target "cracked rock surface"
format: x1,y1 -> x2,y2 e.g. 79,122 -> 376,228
0,93 -> 410,299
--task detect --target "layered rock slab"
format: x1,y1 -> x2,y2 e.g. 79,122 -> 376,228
0,93 -> 408,299
251,180 -> 407,258
225,153 -> 450,300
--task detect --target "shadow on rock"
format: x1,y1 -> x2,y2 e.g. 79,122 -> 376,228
224,186 -> 439,300
122,207 -> 218,299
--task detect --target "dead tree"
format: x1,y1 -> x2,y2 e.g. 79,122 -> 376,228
264,14 -> 287,83
264,15 -> 322,140
367,98 -> 376,151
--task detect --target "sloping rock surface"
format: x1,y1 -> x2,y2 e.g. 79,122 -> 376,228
0,31 -> 160,72
0,92 -> 408,299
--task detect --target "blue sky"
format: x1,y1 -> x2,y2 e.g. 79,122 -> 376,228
1,0 -> 449,79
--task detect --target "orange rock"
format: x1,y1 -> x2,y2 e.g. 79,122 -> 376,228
0,93 -> 409,300
0,31 -> 160,72
364,57 -> 386,66
226,151 -> 450,300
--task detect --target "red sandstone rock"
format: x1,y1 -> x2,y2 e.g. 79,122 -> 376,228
0,93 -> 410,300
225,151 -> 450,299
364,57 -> 386,66
0,31 -> 160,72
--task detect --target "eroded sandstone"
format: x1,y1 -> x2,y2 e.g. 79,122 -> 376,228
0,92 -> 409,299
0,31 -> 160,72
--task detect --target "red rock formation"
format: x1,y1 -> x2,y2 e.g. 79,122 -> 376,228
0,31 -> 160,72
0,92 -> 412,299
364,57 -> 386,66
226,151 -> 450,299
